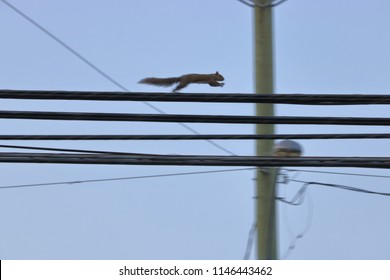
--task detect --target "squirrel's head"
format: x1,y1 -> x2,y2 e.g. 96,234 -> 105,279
215,71 -> 224,81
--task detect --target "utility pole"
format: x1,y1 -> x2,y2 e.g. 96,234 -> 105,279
254,1 -> 277,259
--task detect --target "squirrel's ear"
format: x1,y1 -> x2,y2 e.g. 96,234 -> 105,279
216,71 -> 219,74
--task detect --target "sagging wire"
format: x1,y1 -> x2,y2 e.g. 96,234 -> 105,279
277,170 -> 313,259
281,188 -> 313,259
277,172 -> 390,258
243,222 -> 257,259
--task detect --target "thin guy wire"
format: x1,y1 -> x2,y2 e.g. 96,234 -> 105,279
0,0 -> 236,156
253,0 -> 289,8
237,0 -> 255,7
243,222 -> 257,259
237,0 -> 289,8
281,196 -> 295,255
0,0 -> 128,93
0,167 -> 257,190
290,179 -> 390,197
278,180 -> 390,207
282,168 -> 390,180
262,0 -> 289,8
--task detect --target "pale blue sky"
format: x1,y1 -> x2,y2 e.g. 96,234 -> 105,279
0,0 -> 389,259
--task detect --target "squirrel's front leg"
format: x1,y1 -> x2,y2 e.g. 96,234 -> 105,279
209,81 -> 224,87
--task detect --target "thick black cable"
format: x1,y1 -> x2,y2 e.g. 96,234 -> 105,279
0,110 -> 389,125
0,133 -> 389,140
0,153 -> 389,168
0,0 -> 235,156
1,90 -> 390,105
0,144 -> 154,156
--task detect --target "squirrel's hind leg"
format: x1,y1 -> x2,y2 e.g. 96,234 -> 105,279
173,81 -> 188,92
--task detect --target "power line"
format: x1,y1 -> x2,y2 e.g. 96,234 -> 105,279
0,167 -> 257,190
278,177 -> 390,258
283,168 -> 390,180
278,179 -> 390,207
0,133 -> 389,140
0,110 -> 389,125
0,153 -> 389,168
0,0 -> 236,156
0,144 -> 155,156
1,90 -> 390,105
290,179 -> 390,197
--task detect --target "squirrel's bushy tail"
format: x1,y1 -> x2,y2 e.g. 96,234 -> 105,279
138,77 -> 180,87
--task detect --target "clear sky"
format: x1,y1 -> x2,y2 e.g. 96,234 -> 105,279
0,0 -> 389,260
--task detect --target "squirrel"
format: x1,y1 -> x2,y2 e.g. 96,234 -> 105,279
139,71 -> 225,92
